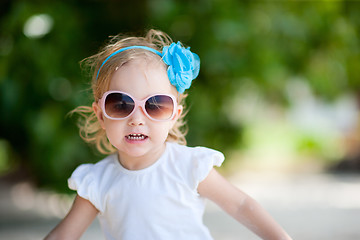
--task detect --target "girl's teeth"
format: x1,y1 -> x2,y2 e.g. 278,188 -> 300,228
127,134 -> 146,140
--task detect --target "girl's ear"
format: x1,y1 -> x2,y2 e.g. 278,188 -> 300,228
172,105 -> 183,122
92,102 -> 106,129
169,104 -> 183,129
176,105 -> 183,120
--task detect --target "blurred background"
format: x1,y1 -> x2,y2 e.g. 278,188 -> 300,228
0,0 -> 360,239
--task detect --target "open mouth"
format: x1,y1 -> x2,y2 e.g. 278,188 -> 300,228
126,134 -> 148,141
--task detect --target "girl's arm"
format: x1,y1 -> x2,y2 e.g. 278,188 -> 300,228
45,195 -> 99,240
198,169 -> 292,240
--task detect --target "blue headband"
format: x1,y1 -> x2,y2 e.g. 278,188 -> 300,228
96,42 -> 200,93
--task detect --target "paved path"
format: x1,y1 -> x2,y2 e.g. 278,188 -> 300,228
0,172 -> 359,239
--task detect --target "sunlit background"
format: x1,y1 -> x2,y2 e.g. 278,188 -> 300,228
1,0 -> 360,239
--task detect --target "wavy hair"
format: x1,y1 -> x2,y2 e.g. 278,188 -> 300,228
70,29 -> 188,155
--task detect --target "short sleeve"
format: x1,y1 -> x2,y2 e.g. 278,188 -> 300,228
192,146 -> 225,189
68,164 -> 103,212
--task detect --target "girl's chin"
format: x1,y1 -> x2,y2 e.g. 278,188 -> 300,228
117,144 -> 151,158
116,141 -> 166,160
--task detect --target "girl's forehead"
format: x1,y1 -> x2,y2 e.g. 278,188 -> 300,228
108,58 -> 176,97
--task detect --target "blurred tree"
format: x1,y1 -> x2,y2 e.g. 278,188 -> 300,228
0,0 -> 149,191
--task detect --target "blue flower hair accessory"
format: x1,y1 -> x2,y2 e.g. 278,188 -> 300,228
96,42 -> 200,93
162,42 -> 200,93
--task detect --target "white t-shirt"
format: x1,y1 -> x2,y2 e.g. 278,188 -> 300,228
68,142 -> 224,240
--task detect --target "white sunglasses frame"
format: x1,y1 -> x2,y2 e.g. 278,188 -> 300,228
98,91 -> 178,121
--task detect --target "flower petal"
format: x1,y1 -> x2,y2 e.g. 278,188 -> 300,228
162,41 -> 200,93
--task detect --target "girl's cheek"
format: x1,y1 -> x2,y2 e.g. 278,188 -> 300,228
104,122 -> 123,139
106,130 -> 122,149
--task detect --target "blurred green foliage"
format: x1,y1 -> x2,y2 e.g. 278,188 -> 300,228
1,0 -> 360,191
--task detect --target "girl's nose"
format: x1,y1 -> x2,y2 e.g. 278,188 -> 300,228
128,106 -> 146,126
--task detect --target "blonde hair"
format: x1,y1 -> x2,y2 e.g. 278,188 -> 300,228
71,29 -> 188,155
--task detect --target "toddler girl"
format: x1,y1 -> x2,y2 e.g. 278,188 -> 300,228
45,29 -> 292,240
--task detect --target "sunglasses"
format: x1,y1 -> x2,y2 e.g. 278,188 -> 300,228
98,91 -> 177,121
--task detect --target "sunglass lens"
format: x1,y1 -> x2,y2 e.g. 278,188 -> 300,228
145,95 -> 174,120
104,93 -> 134,119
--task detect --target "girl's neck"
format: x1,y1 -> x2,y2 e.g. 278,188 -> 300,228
116,143 -> 167,171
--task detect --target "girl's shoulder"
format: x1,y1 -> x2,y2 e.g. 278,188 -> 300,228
68,155 -> 118,189
166,142 -> 225,189
167,142 -> 225,163
71,154 -> 117,175
67,155 -> 118,213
